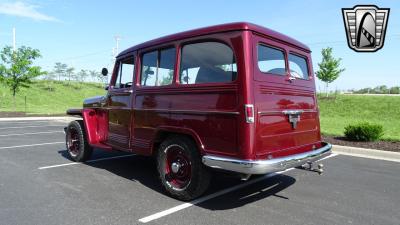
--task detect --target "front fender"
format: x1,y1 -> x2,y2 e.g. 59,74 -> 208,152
66,108 -> 82,117
81,109 -> 108,145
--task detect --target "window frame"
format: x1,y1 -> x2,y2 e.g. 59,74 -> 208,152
111,55 -> 135,90
256,43 -> 288,77
288,51 -> 311,80
178,40 -> 238,86
139,45 -> 177,88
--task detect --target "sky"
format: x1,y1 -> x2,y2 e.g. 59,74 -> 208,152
0,0 -> 399,90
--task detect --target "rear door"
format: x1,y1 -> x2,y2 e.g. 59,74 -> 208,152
252,34 -> 320,157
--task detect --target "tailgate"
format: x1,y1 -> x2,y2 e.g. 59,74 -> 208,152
252,35 -> 321,158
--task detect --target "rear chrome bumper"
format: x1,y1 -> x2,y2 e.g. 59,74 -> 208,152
202,142 -> 332,174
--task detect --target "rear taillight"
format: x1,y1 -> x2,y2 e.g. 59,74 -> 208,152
244,104 -> 254,123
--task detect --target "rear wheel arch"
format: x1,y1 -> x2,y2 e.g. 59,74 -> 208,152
151,128 -> 204,157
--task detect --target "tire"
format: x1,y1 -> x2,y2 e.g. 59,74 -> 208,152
157,135 -> 211,201
65,120 -> 93,162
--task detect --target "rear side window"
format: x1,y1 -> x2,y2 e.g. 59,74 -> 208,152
180,42 -> 236,84
289,54 -> 309,79
257,45 -> 286,75
141,47 -> 176,86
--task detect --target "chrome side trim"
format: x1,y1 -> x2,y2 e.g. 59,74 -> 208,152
282,109 -> 303,115
258,109 -> 317,115
202,142 -> 332,174
133,108 -> 240,115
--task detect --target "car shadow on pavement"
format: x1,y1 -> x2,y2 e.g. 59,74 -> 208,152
57,149 -> 296,209
57,149 -> 163,192
199,173 -> 295,210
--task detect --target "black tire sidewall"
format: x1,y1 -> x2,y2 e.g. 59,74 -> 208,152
157,136 -> 210,201
65,120 -> 92,162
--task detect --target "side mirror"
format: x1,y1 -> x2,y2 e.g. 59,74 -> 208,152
105,85 -> 109,90
101,68 -> 108,76
145,67 -> 155,75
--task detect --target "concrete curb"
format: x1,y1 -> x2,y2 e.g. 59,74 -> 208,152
0,116 -> 75,122
333,145 -> 400,163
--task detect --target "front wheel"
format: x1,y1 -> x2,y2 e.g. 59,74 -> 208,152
157,136 -> 211,201
65,120 -> 93,162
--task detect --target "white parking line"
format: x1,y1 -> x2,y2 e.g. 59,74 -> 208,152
0,142 -> 64,150
138,153 -> 338,223
0,131 -> 64,137
0,125 -> 62,130
38,154 -> 136,170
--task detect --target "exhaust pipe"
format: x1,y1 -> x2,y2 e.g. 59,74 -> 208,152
301,162 -> 324,175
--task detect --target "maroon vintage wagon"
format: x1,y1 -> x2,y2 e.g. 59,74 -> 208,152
65,22 -> 332,200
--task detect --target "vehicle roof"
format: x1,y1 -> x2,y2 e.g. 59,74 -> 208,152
117,22 -> 310,57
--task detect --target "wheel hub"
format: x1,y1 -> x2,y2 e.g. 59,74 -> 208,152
164,145 -> 192,190
171,162 -> 181,174
67,128 -> 80,157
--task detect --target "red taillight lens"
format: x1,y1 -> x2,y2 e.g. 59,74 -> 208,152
244,104 -> 254,123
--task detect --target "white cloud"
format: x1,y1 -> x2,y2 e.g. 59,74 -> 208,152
0,1 -> 60,22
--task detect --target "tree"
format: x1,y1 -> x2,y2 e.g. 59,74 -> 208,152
96,71 -> 107,84
316,47 -> 345,97
160,70 -> 174,85
389,86 -> 400,94
374,85 -> 388,94
54,62 -> 67,81
89,70 -> 99,82
77,69 -> 88,82
0,46 -> 45,111
65,66 -> 75,83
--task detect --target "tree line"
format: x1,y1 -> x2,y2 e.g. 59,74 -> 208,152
45,62 -> 106,83
353,85 -> 400,94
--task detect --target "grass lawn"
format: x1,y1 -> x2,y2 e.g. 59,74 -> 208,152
318,94 -> 400,141
0,80 -> 105,115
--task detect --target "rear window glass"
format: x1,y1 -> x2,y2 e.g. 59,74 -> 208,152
141,47 -> 176,86
289,54 -> 309,79
257,45 -> 286,75
180,42 -> 237,84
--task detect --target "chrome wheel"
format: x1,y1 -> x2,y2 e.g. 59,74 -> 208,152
164,144 -> 192,191
67,127 -> 80,157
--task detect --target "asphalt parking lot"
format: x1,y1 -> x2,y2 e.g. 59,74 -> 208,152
0,119 -> 399,225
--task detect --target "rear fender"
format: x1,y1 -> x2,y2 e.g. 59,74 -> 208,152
151,126 -> 205,156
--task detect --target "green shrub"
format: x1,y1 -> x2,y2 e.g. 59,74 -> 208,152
344,122 -> 384,141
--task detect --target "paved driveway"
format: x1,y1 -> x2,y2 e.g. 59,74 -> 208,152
0,119 -> 399,225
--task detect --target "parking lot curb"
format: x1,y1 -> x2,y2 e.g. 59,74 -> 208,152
0,116 -> 75,122
333,145 -> 400,162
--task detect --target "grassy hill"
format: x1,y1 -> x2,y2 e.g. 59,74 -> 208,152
319,94 -> 400,141
0,81 -> 399,140
0,80 -> 105,115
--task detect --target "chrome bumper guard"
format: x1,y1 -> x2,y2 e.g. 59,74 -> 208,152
202,142 -> 332,174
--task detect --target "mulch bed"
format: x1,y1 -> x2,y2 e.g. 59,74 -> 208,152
323,135 -> 400,153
